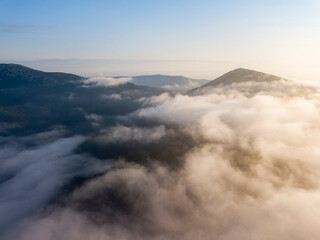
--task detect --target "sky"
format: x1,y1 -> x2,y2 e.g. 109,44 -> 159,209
0,0 -> 320,80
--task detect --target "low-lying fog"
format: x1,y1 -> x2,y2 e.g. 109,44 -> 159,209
2,68 -> 320,239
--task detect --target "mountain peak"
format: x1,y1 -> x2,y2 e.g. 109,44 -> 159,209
196,68 -> 284,90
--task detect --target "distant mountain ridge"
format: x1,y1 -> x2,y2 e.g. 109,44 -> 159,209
0,64 -> 290,136
0,64 -> 287,93
131,74 -> 209,89
0,64 -> 164,135
0,64 -> 210,91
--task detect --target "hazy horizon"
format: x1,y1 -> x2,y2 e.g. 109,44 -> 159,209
0,58 -> 318,82
1,0 -> 320,81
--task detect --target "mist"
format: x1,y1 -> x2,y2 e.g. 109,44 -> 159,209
3,77 -> 320,239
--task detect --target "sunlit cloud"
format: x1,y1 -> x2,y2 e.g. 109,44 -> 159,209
83,76 -> 132,87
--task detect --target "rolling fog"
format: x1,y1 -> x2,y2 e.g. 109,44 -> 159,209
2,76 -> 320,239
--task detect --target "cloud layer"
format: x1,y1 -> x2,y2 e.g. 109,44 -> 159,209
0,131 -> 109,233
4,79 -> 320,239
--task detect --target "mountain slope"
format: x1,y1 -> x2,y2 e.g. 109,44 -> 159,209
191,68 -> 285,93
0,63 -> 83,88
0,64 -> 164,136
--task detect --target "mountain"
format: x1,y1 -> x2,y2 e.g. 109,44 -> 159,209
0,64 -> 209,91
0,64 -> 164,136
191,68 -> 285,93
0,64 -> 287,136
131,74 -> 209,91
0,64 -> 83,88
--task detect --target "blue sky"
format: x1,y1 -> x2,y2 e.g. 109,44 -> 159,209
0,0 -> 319,80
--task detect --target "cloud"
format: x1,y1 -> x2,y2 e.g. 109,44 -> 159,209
85,113 -> 103,122
83,76 -> 132,87
0,133 -> 109,233
161,80 -> 202,92
6,78 -> 320,239
102,94 -> 122,100
98,125 -> 166,143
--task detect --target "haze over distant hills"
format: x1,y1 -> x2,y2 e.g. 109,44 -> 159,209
131,74 -> 209,91
0,63 -> 289,136
0,63 -> 210,91
0,64 -> 164,136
